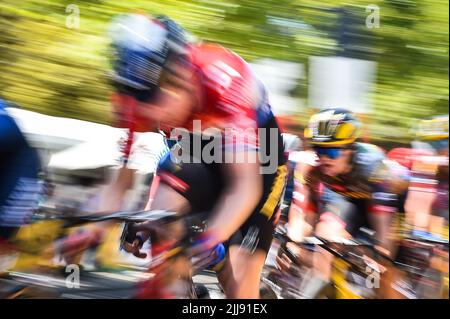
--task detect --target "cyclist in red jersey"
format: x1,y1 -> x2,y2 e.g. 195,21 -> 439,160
108,14 -> 286,298
404,115 -> 449,239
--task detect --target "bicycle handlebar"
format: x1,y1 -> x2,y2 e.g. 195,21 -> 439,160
273,228 -> 426,275
36,205 -> 181,226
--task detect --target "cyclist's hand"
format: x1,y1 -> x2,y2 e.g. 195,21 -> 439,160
363,254 -> 387,274
276,242 -> 307,274
276,253 -> 293,273
123,237 -> 147,259
374,245 -> 391,257
188,230 -> 220,257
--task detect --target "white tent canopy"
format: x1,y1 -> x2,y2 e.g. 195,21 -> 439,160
6,107 -> 166,173
7,107 -> 121,149
250,59 -> 304,115
47,132 -> 166,173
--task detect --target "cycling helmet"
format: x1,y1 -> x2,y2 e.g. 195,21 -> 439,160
415,115 -> 449,141
304,108 -> 361,147
108,13 -> 188,101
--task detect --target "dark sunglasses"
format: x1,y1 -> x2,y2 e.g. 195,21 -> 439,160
313,146 -> 347,159
110,79 -> 161,103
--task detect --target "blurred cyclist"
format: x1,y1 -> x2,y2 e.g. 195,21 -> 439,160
405,115 -> 449,239
0,99 -> 42,254
108,14 -> 286,298
280,108 -> 410,295
279,133 -> 302,224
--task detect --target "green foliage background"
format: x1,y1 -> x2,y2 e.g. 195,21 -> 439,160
0,0 -> 448,144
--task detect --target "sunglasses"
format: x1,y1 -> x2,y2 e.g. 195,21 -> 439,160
111,80 -> 162,102
313,147 -> 347,159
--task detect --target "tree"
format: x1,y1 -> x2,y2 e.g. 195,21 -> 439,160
0,0 -> 447,145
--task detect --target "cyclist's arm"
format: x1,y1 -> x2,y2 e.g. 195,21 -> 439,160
207,156 -> 263,243
144,175 -> 160,210
404,158 -> 438,230
97,166 -> 137,213
367,159 -> 410,211
367,160 -> 410,250
287,162 -> 317,241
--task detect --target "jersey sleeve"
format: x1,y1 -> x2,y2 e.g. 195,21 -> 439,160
368,159 -> 410,214
219,77 -> 259,152
408,155 -> 441,193
202,57 -> 260,152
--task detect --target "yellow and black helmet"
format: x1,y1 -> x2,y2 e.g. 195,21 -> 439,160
304,108 -> 361,147
415,115 -> 449,141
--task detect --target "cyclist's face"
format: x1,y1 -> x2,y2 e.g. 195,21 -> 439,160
110,93 -> 159,132
316,148 -> 352,177
137,61 -> 199,128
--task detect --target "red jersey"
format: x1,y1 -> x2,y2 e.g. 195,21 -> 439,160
179,43 -> 274,151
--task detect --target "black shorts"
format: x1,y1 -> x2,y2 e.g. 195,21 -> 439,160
158,159 -> 287,254
157,118 -> 287,254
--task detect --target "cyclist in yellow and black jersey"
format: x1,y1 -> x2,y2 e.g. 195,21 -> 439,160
284,108 -> 410,288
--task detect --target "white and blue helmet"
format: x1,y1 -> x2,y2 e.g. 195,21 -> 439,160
108,14 -> 188,101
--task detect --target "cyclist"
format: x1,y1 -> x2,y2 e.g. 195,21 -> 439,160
391,115 -> 448,298
405,115 -> 449,239
281,108 -> 410,295
0,99 -> 42,253
108,14 -> 287,298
